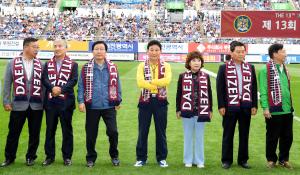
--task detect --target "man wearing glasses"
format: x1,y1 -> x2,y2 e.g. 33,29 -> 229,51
1,37 -> 44,167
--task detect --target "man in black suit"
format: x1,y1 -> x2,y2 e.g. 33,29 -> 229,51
42,39 -> 78,166
216,41 -> 257,169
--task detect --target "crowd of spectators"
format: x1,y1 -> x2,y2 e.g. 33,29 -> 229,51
44,10 -> 100,40
0,0 -> 12,6
0,11 -> 53,39
0,0 -> 300,43
16,0 -> 56,7
80,0 -> 150,10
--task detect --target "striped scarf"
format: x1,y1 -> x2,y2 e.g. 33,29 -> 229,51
12,56 -> 42,103
180,70 -> 211,122
225,60 -> 252,111
82,58 -> 120,106
139,58 -> 167,103
47,56 -> 73,100
266,59 -> 291,112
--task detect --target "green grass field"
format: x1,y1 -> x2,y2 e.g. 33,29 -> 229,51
0,60 -> 299,175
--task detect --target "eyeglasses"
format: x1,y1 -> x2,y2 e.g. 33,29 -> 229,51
29,45 -> 40,50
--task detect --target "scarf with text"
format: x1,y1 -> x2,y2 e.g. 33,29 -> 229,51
267,59 -> 292,112
225,60 -> 252,111
180,70 -> 210,122
13,56 -> 42,103
139,58 -> 167,103
47,56 -> 73,100
82,58 -> 120,106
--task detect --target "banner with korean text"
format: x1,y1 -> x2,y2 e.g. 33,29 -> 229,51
221,11 -> 300,38
38,40 -> 89,51
138,43 -> 188,54
89,41 -> 138,53
0,40 -> 23,50
189,43 -> 231,54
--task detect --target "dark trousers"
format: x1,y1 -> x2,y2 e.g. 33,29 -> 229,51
265,113 -> 293,163
4,107 -> 43,161
44,108 -> 74,160
136,97 -> 168,162
85,108 -> 118,162
221,108 -> 251,165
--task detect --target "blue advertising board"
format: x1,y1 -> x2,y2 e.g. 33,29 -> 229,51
89,41 -> 138,53
262,55 -> 300,63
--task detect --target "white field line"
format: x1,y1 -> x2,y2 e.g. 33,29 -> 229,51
202,68 -> 299,121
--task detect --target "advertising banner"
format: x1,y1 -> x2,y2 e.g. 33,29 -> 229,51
38,40 -> 89,51
189,43 -> 231,54
262,55 -> 300,63
0,40 -> 23,50
89,41 -> 138,53
248,44 -> 300,55
138,43 -> 188,53
221,11 -> 300,38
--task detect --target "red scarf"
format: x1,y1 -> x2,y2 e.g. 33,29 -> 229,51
12,56 -> 42,103
139,59 -> 167,103
180,70 -> 210,122
267,59 -> 292,112
47,56 -> 73,100
225,60 -> 252,111
82,58 -> 120,106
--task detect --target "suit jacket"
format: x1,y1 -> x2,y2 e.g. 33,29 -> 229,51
3,59 -> 44,111
216,63 -> 258,110
42,59 -> 78,110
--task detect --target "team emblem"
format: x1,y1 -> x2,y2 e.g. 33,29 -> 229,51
234,15 -> 252,33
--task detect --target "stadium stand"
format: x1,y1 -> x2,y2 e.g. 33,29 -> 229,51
0,0 -> 299,43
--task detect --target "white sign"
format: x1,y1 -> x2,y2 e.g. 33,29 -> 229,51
0,51 -> 135,61
0,51 -> 21,58
138,43 -> 188,53
107,53 -> 134,60
245,55 -> 263,62
0,40 -> 23,50
248,44 -> 300,55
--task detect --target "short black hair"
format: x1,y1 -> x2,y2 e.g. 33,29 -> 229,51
147,40 -> 162,50
23,37 -> 38,48
268,43 -> 284,59
92,41 -> 108,51
225,54 -> 231,61
230,41 -> 246,52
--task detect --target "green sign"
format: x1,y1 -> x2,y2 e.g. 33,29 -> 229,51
271,2 -> 294,10
62,0 -> 79,7
166,0 -> 184,10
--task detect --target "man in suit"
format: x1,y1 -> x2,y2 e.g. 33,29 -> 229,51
216,41 -> 258,169
42,39 -> 78,166
1,37 -> 43,167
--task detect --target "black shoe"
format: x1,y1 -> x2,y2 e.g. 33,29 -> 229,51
42,158 -> 54,166
111,158 -> 120,166
26,158 -> 35,166
222,162 -> 231,169
64,159 -> 72,166
239,162 -> 251,169
1,159 -> 14,167
86,161 -> 94,168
